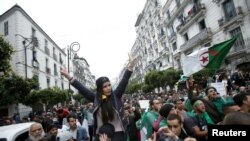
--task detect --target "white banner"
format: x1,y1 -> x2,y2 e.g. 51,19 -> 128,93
210,82 -> 227,96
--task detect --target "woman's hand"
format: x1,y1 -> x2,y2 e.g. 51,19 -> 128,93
127,53 -> 136,71
99,134 -> 109,141
60,67 -> 71,80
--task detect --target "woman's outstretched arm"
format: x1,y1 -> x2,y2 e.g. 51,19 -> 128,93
60,67 -> 95,102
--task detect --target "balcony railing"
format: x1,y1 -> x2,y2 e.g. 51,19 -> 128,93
180,28 -> 211,51
176,4 -> 206,34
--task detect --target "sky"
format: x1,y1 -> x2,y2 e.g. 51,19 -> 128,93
0,0 -> 146,81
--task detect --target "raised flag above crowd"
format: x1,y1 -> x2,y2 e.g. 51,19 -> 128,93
182,35 -> 239,77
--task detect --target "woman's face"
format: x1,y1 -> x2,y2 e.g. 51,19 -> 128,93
102,81 -> 112,96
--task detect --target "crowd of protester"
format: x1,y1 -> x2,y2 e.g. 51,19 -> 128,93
0,70 -> 249,141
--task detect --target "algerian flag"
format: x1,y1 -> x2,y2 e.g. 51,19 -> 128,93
182,35 -> 238,77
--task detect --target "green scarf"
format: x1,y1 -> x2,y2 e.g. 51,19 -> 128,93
198,112 -> 215,125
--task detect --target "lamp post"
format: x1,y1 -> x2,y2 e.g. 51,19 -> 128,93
15,34 -> 38,78
67,42 -> 80,96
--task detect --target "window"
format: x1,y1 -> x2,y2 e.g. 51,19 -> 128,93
176,0 -> 180,5
46,58 -> 49,67
45,40 -> 50,55
199,19 -> 206,30
54,63 -> 57,76
183,33 -> 189,41
47,78 -> 50,88
177,59 -> 181,69
31,28 -> 36,38
172,42 -> 177,51
4,21 -> 8,36
204,42 -> 211,47
33,50 -> 37,61
61,82 -> 64,90
162,42 -> 167,49
59,53 -> 63,64
223,0 -> 236,21
53,47 -> 55,54
178,14 -> 184,25
167,10 -> 170,19
229,27 -> 245,52
169,25 -> 175,35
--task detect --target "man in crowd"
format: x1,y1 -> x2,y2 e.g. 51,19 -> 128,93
26,122 -> 45,141
66,113 -> 88,141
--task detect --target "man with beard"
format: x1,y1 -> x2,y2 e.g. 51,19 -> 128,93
25,122 -> 45,141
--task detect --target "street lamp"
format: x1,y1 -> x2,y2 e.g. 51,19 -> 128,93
15,34 -> 38,79
67,42 -> 80,95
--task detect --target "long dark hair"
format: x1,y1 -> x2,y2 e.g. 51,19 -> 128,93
100,95 -> 115,123
96,77 -> 115,123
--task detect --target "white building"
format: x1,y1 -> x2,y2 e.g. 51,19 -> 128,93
125,0 -> 250,84
0,4 -> 95,118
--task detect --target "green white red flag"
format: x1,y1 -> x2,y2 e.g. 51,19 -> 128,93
182,35 -> 238,77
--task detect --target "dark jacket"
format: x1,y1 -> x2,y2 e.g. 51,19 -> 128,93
71,69 -> 132,134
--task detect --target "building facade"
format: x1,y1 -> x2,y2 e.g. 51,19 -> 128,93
127,0 -> 250,84
0,4 -> 95,118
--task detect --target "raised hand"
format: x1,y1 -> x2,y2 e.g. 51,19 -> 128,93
127,53 -> 137,71
60,67 -> 71,80
99,134 -> 109,141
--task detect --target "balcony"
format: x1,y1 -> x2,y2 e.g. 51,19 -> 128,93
176,4 -> 206,34
180,28 -> 211,52
53,53 -> 58,61
164,0 -> 191,26
45,46 -> 50,56
218,6 -> 244,30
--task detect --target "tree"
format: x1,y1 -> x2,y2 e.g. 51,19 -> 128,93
126,81 -> 143,94
0,35 -> 14,77
141,84 -> 154,93
0,74 -> 39,106
193,68 -> 215,87
22,87 -> 68,110
73,93 -> 84,105
162,68 -> 183,90
144,70 -> 162,92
